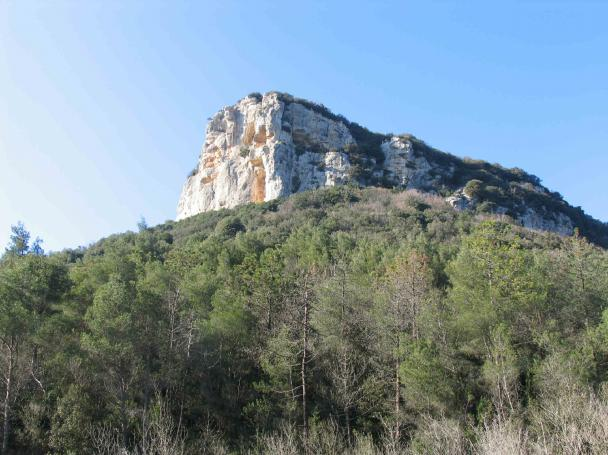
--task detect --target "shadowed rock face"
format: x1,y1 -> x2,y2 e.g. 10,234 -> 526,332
177,92 -> 608,243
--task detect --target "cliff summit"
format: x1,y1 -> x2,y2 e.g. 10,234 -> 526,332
178,91 -> 608,246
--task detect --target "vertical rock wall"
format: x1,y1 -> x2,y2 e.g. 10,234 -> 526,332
176,92 -> 355,220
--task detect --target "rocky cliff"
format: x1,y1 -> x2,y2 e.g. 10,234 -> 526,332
178,92 -> 608,245
177,92 -> 353,218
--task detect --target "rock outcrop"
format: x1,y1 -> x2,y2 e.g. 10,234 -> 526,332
177,93 -> 353,219
178,91 -> 607,244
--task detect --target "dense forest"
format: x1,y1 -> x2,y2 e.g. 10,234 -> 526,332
1,186 -> 608,454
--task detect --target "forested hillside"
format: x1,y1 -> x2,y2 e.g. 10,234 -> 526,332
1,186 -> 608,454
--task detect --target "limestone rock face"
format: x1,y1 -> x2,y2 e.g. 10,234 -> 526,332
176,93 -> 354,220
518,208 -> 574,236
446,189 -> 473,211
381,136 -> 442,189
176,91 -> 598,241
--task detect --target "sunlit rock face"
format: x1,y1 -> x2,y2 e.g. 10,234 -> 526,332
177,91 -> 580,239
176,92 -> 354,220
381,136 -> 439,189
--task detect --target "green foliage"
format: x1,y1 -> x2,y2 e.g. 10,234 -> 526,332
464,179 -> 483,198
6,222 -> 31,256
448,221 -> 546,346
215,215 -> 246,238
400,339 -> 455,412
1,189 -> 607,453
248,92 -> 263,101
5,222 -> 44,256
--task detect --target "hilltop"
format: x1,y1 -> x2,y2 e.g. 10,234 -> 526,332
178,91 -> 608,246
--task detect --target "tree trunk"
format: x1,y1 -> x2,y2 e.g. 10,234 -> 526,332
266,294 -> 272,333
301,288 -> 309,451
168,289 -> 180,351
340,268 -> 351,442
394,347 -> 400,442
185,311 -> 195,359
119,378 -> 129,450
2,343 -> 14,455
345,404 -> 351,442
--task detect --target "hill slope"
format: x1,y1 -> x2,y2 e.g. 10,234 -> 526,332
5,185 -> 607,454
178,91 -> 608,246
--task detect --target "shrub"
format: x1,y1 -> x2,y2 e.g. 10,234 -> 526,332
215,216 -> 246,238
464,179 -> 484,198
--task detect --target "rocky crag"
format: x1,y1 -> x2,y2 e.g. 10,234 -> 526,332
178,92 -> 608,245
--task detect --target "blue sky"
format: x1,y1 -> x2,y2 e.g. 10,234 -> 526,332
1,1 -> 607,252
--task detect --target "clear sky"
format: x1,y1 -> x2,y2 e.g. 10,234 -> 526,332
1,1 -> 607,252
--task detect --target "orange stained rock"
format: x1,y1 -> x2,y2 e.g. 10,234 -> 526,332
250,158 -> 266,202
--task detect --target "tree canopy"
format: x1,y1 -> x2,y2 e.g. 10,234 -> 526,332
1,187 -> 607,454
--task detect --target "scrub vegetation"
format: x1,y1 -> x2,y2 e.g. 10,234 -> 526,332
1,186 -> 608,454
